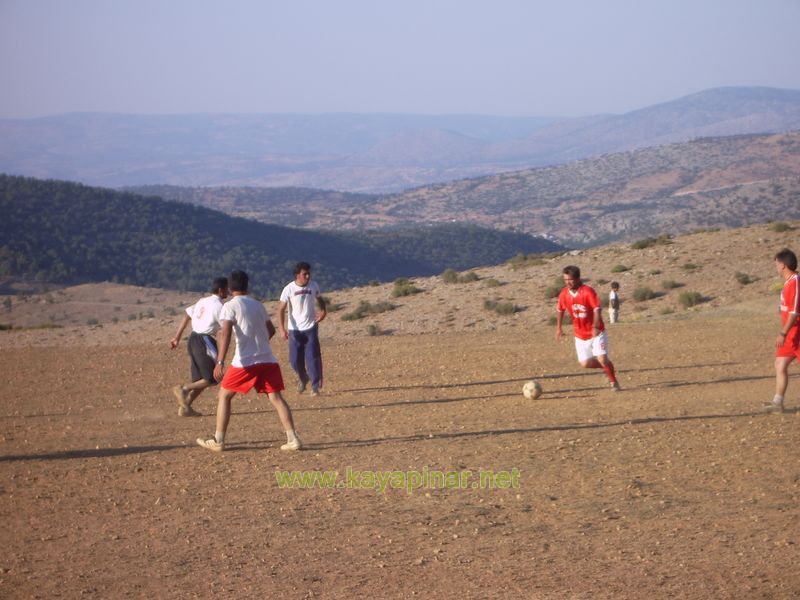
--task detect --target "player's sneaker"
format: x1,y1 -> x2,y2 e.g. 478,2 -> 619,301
173,385 -> 190,414
179,405 -> 202,417
762,399 -> 785,413
610,381 -> 622,392
310,385 -> 320,397
196,436 -> 224,452
280,436 -> 303,451
297,379 -> 307,394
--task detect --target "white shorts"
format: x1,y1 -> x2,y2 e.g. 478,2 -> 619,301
574,331 -> 609,363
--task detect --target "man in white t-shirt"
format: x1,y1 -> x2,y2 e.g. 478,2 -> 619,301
196,270 -> 301,452
169,277 -> 228,416
278,262 -> 327,396
608,281 -> 620,324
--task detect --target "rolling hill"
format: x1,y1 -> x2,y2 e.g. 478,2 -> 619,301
2,87 -> 799,192
0,175 -> 562,295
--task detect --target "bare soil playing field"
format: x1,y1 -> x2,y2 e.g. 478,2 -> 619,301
1,223 -> 798,598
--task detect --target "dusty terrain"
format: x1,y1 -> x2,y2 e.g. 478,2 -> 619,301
1,223 -> 799,598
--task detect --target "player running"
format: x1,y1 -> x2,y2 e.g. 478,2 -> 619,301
765,248 -> 799,413
554,265 -> 621,391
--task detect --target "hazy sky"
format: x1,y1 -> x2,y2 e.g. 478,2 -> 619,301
1,0 -> 799,119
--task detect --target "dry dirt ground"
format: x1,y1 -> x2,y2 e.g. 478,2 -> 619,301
1,224 -> 799,598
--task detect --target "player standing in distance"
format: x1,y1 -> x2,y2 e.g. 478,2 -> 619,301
608,281 -> 621,324
555,265 -> 621,390
765,248 -> 799,413
196,270 -> 301,452
169,277 -> 229,416
278,262 -> 327,396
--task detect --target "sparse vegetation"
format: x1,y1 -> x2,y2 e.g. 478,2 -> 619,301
630,234 -> 673,249
320,295 -> 342,312
506,252 -> 557,269
678,291 -> 705,308
441,269 -> 480,284
633,287 -> 656,302
647,269 -> 662,276
610,264 -> 630,273
87,318 -> 99,325
484,278 -> 503,288
483,299 -> 518,315
734,272 -> 755,285
769,222 -> 793,232
660,307 -> 675,315
662,279 -> 682,289
391,278 -> 423,298
682,263 -> 700,271
341,300 -> 396,321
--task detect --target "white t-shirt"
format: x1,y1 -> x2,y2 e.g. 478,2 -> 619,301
186,295 -> 224,335
280,280 -> 321,331
219,295 -> 278,368
609,290 -> 619,310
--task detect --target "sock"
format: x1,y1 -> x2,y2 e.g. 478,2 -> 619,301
602,362 -> 617,383
773,395 -> 784,405
215,431 -> 225,443
286,429 -> 298,443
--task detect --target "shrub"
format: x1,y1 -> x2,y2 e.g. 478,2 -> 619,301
769,222 -> 793,233
630,234 -> 673,249
341,300 -> 396,321
442,269 -> 480,284
484,278 -> 503,288
483,299 -> 518,315
647,269 -> 662,276
678,291 -> 705,308
366,324 -> 382,336
595,278 -> 609,286
662,279 -> 682,289
682,263 -> 700,270
506,253 -> 549,269
87,318 -> 99,325
391,278 -> 423,297
660,307 -> 675,315
0,323 -> 12,330
734,272 -> 755,285
320,295 -> 342,312
633,287 -> 655,302
610,264 -> 630,273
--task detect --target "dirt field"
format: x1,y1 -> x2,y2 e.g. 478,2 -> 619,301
1,295 -> 798,598
1,223 -> 799,598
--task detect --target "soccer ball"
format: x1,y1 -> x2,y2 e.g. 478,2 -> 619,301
522,380 -> 542,399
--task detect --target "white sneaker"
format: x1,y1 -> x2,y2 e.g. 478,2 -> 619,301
280,437 -> 302,451
762,400 -> 784,413
196,436 -> 224,452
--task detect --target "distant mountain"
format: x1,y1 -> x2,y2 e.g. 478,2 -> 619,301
2,87 -> 799,192
0,175 -> 562,294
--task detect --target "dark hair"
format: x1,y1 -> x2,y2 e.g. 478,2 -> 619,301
611,281 -> 619,289
229,270 -> 249,293
211,277 -> 228,294
294,261 -> 312,275
775,248 -> 798,271
562,265 -> 581,279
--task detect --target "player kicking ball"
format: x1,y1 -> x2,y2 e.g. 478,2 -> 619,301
196,270 -> 301,452
554,265 -> 621,391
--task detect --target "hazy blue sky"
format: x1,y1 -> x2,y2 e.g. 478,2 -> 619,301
1,0 -> 799,119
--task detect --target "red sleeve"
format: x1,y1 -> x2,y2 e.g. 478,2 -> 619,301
791,276 -> 800,314
585,286 -> 600,310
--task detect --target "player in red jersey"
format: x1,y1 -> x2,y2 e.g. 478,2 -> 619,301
554,265 -> 620,391
766,248 -> 799,413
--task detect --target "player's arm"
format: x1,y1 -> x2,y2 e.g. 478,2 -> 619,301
777,312 -> 798,348
170,314 -> 191,349
277,301 -> 289,339
213,320 -> 233,381
554,310 -> 565,340
266,319 -> 276,340
592,307 -> 603,336
316,294 -> 327,323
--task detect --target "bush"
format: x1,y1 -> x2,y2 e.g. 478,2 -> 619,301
506,253 -> 550,269
87,318 -> 99,325
320,295 -> 342,312
483,299 -> 518,315
341,300 -> 396,321
682,263 -> 700,270
647,269 -> 662,276
391,278 -> 423,298
630,234 -> 673,249
366,324 -> 383,336
442,269 -> 480,284
662,279 -> 682,289
678,291 -> 705,308
610,264 -> 630,273
769,222 -> 793,233
484,278 -> 503,288
660,307 -> 675,315
632,287 -> 655,302
734,272 -> 755,285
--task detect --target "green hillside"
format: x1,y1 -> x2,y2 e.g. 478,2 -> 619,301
0,175 -> 562,295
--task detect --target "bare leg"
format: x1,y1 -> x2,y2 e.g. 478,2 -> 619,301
267,391 -> 296,431
775,356 -> 794,397
215,388 -> 236,438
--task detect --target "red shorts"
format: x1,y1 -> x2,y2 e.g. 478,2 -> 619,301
221,363 -> 284,394
776,330 -> 800,359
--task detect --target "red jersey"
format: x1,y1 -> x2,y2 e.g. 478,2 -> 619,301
557,284 -> 604,340
780,272 -> 800,337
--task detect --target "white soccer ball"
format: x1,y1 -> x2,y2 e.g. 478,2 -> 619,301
522,380 -> 542,399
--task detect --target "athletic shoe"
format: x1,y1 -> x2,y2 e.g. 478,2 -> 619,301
610,381 -> 622,392
297,379 -> 307,394
196,436 -> 224,452
280,437 -> 302,451
173,385 -> 189,413
179,405 -> 202,417
310,386 -> 320,397
762,400 -> 785,413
